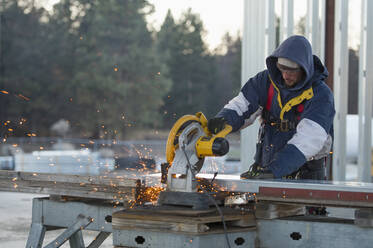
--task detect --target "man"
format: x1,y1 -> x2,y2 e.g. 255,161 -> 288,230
208,35 -> 335,180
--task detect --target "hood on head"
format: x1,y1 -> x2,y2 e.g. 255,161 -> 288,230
266,35 -> 328,91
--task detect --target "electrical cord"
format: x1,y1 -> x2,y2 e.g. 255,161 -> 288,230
181,145 -> 232,248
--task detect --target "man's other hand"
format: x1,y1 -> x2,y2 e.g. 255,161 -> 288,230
208,117 -> 226,134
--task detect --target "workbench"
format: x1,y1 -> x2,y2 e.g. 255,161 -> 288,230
2,170 -> 373,247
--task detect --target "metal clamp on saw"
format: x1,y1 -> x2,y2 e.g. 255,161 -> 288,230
161,112 -> 232,193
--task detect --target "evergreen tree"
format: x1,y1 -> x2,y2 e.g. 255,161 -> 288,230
0,0 -> 52,136
71,0 -> 171,138
158,9 -> 216,126
211,32 -> 242,115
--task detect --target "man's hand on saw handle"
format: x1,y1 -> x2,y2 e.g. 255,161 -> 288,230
208,117 -> 227,134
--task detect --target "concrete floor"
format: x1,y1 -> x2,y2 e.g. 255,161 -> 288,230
0,192 -> 113,248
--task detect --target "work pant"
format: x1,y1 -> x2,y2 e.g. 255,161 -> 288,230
286,158 -> 327,180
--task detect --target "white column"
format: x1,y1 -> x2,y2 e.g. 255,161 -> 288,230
280,0 -> 294,42
357,0 -> 373,182
332,0 -> 349,181
306,0 -> 322,57
241,0 -> 275,172
319,0 -> 326,63
265,0 -> 276,53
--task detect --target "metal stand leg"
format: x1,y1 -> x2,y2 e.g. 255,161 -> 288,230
26,198 -> 46,248
26,223 -> 46,248
44,214 -> 93,248
69,230 -> 85,248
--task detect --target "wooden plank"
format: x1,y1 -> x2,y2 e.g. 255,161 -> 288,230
112,207 -> 256,233
0,170 -> 140,201
113,208 -> 253,224
112,218 -> 209,233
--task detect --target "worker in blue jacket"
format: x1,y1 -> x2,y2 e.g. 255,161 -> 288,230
208,35 -> 335,180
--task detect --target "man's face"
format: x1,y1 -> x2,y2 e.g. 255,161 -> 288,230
277,63 -> 304,87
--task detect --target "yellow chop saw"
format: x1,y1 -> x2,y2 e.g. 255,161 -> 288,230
159,112 -> 232,210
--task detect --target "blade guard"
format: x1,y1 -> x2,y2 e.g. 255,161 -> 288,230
166,112 -> 232,164
165,112 -> 209,165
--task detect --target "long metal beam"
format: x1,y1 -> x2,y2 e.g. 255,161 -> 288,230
198,174 -> 373,194
145,173 -> 373,207
197,174 -> 373,207
0,170 -> 140,201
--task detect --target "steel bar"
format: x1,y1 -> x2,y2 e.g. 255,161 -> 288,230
44,214 -> 92,248
87,232 -> 111,248
0,170 -> 140,201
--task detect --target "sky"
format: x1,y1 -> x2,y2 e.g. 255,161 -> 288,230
147,0 -> 361,50
146,0 -> 243,50
41,0 -> 361,51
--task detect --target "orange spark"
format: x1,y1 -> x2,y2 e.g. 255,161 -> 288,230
18,94 -> 30,101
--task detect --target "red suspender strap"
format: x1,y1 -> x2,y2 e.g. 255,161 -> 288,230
266,83 -> 274,111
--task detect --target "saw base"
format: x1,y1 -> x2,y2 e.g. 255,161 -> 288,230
158,191 -> 219,210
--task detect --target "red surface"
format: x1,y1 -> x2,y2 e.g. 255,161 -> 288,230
259,187 -> 373,202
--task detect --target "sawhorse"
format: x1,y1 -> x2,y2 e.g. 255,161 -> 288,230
26,197 -> 120,248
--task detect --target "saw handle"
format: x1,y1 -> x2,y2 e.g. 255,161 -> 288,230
195,124 -> 232,158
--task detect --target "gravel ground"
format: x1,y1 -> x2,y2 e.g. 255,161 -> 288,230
0,192 -> 113,248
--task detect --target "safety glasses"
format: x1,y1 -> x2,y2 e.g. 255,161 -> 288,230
276,62 -> 301,75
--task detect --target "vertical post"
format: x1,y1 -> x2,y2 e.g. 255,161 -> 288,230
325,0 -> 335,91
332,0 -> 349,181
280,0 -> 294,42
357,0 -> 373,182
319,0 -> 326,63
306,0 -> 321,56
241,0 -> 275,172
265,0 -> 276,53
324,0 -> 335,179
0,1 -> 4,126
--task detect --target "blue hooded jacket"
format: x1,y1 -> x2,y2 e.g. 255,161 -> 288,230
217,35 -> 335,178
